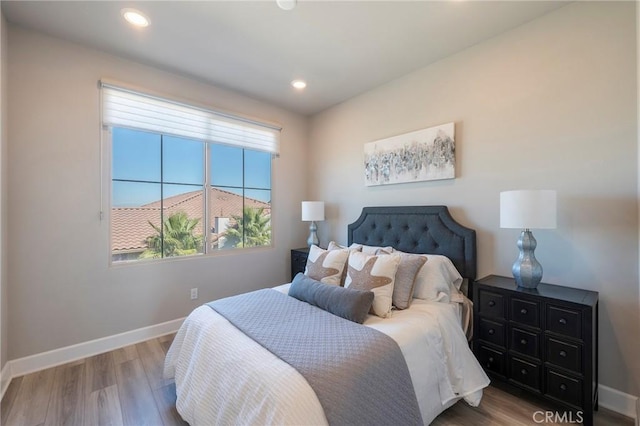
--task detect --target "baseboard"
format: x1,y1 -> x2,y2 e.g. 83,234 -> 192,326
0,316 -> 184,400
0,361 -> 11,400
599,384 -> 639,420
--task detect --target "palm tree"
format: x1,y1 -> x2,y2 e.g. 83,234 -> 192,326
223,207 -> 271,248
140,211 -> 203,259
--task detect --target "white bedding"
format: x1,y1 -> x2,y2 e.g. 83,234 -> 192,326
164,284 -> 490,425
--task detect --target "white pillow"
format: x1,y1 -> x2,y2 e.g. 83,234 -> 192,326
344,251 -> 401,318
349,243 -> 394,255
327,241 -> 361,286
410,254 -> 463,302
329,241 -> 362,252
304,245 -> 349,286
328,241 -> 346,250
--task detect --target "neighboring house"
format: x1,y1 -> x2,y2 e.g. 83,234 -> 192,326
111,187 -> 271,261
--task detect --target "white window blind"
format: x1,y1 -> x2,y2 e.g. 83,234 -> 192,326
101,82 -> 280,155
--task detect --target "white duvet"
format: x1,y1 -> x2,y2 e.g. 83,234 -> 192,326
164,284 -> 490,425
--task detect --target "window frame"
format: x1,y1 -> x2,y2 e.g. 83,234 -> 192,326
104,126 -> 274,266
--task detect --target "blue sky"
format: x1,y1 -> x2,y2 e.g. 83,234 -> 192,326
112,127 -> 271,206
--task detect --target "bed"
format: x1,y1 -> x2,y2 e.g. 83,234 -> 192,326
164,205 -> 490,425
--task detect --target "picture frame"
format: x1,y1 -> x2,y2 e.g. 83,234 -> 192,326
364,122 -> 455,186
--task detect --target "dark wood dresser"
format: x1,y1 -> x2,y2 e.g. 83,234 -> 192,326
290,247 -> 309,281
473,275 -> 599,425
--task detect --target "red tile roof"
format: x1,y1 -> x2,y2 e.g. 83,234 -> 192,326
111,187 -> 270,253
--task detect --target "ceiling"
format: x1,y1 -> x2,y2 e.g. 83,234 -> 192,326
2,1 -> 569,116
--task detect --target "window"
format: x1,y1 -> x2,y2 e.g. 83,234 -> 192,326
103,83 -> 278,263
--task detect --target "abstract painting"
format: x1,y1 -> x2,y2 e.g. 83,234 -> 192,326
364,122 -> 455,186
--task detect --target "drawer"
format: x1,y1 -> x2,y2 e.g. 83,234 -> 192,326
292,258 -> 307,272
478,318 -> 505,347
478,290 -> 505,319
511,327 -> 540,359
545,369 -> 583,409
476,345 -> 506,377
510,356 -> 541,392
547,305 -> 582,339
511,298 -> 540,328
291,251 -> 309,278
546,337 -> 582,374
292,252 -> 308,266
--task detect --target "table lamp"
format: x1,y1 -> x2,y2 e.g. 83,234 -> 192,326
301,201 -> 325,247
500,190 -> 557,289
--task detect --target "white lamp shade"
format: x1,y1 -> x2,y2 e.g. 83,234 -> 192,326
301,201 -> 325,221
500,190 -> 557,229
276,0 -> 297,10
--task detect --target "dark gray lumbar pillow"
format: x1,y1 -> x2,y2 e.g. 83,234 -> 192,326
289,273 -> 374,324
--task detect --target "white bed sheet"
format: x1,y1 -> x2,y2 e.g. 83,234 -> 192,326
164,284 -> 489,425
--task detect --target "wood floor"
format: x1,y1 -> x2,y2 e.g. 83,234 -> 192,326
432,383 -> 634,426
1,333 -> 186,426
1,333 -> 634,426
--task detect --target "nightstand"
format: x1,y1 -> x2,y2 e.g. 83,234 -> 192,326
473,275 -> 598,425
290,247 -> 309,281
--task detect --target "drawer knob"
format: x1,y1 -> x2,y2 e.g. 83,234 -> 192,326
485,358 -> 494,368
559,318 -> 567,325
520,368 -> 527,375
488,300 -> 496,307
559,350 -> 567,357
488,328 -> 495,335
520,308 -> 528,315
560,383 -> 567,391
520,339 -> 527,345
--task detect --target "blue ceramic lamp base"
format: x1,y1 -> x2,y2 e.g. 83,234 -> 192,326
307,221 -> 319,247
512,229 -> 543,289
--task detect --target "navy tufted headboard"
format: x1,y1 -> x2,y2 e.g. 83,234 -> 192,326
347,206 -> 477,282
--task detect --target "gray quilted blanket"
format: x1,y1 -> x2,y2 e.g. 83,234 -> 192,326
207,288 -> 423,426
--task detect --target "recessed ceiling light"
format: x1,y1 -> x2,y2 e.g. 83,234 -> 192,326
121,8 -> 150,28
291,80 -> 307,90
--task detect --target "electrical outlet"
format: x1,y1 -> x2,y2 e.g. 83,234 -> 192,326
190,288 -> 198,300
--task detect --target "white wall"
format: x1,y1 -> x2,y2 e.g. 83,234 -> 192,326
6,26 -> 309,360
309,2 -> 639,396
0,11 -> 7,374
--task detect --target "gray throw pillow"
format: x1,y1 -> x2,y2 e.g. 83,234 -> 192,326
289,273 -> 374,324
393,253 -> 428,309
